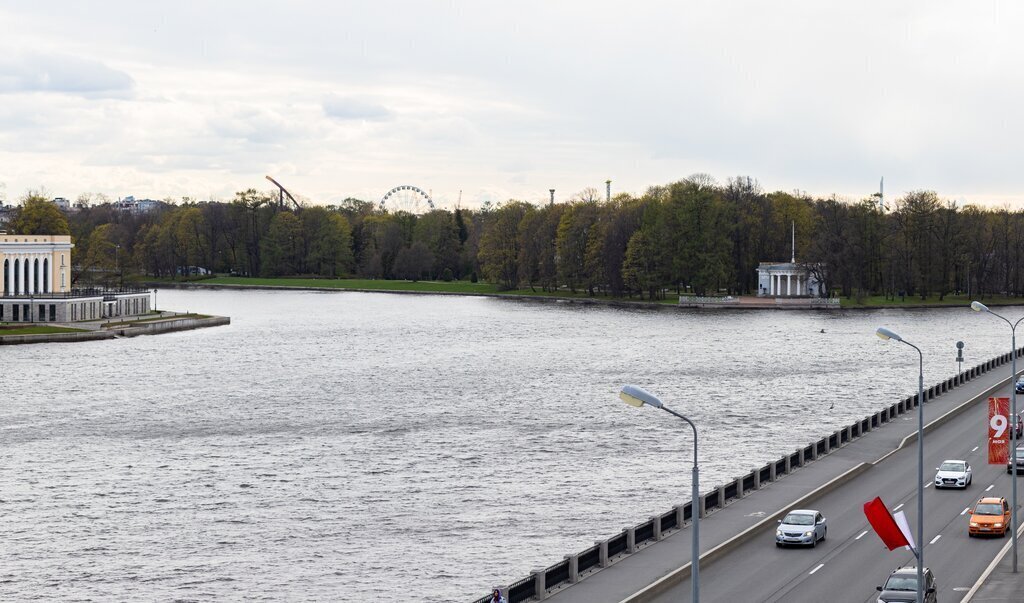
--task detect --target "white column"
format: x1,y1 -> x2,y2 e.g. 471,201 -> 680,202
787,273 -> 792,296
770,274 -> 776,295
36,255 -> 44,293
27,256 -> 35,295
18,256 -> 25,294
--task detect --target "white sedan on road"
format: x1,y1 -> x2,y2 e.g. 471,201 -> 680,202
934,459 -> 972,489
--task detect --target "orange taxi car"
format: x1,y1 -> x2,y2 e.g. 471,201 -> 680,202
968,497 -> 1011,537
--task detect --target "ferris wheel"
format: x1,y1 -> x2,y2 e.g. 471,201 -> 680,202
379,185 -> 436,214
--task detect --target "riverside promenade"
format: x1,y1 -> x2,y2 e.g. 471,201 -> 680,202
539,359 -> 1024,603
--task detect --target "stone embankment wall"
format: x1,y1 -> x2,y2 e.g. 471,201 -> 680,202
0,316 -> 229,345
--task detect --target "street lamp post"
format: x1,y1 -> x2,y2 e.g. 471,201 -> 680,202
876,327 -> 926,603
971,300 -> 1022,572
619,384 -> 700,603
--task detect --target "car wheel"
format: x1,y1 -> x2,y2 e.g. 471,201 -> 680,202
821,528 -> 827,541
776,542 -> 782,548
810,536 -> 817,548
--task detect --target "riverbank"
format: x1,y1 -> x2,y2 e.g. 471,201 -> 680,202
143,277 -> 1024,310
0,312 -> 230,345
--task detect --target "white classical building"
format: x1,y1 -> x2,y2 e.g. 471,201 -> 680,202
1,233 -> 151,322
756,261 -> 824,297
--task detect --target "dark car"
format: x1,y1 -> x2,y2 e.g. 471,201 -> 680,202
876,566 -> 937,603
1008,446 -> 1024,474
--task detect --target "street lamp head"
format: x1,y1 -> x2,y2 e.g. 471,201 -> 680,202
619,384 -> 664,409
875,327 -> 903,342
971,300 -> 989,313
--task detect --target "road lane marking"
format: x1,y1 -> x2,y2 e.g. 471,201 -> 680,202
973,446 -> 980,452
962,507 -> 971,515
987,484 -> 995,492
809,563 -> 824,575
930,534 -> 942,545
894,503 -> 905,511
925,482 -> 932,488
856,530 -> 868,540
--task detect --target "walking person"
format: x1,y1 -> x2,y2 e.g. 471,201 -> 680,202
488,588 -> 506,603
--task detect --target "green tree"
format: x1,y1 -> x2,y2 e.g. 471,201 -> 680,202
478,201 -> 531,290
9,192 -> 70,235
261,212 -> 303,276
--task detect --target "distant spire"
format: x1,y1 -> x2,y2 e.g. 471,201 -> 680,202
879,176 -> 884,211
791,220 -> 796,263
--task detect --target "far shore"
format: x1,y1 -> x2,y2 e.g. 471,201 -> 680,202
142,276 -> 1024,311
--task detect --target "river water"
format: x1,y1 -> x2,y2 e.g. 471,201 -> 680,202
1,289 -> 1018,601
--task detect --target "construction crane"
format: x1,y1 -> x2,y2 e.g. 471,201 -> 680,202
265,175 -> 301,210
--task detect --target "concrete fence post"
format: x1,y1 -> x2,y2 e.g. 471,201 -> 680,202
735,476 -> 745,498
597,540 -> 609,568
532,568 -> 547,601
626,527 -> 636,554
769,461 -> 777,482
810,442 -> 818,461
652,515 -> 663,541
566,554 -> 579,584
753,468 -> 761,490
784,453 -> 792,474
718,484 -> 726,508
823,435 -> 831,454
676,503 -> 687,528
797,448 -> 805,467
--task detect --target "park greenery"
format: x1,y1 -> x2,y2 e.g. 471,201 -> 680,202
6,174 -> 1024,304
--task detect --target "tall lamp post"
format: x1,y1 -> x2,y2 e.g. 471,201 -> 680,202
876,327 -> 926,603
971,300 -> 1022,572
618,384 -> 700,603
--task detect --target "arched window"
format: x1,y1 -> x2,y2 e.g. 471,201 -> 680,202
43,258 -> 49,293
2,258 -> 7,296
13,258 -> 20,295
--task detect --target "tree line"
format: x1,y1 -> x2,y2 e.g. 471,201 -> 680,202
5,175 -> 1024,300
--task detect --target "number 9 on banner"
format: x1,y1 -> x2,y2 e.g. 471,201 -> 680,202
990,397 -> 1010,465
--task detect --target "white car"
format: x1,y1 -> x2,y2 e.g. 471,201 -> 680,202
776,509 -> 827,547
934,459 -> 972,488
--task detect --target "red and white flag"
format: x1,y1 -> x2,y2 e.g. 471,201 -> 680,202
863,496 -> 911,551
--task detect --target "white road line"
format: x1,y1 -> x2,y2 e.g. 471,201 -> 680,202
930,534 -> 942,545
894,503 -> 905,511
962,507 -> 971,515
809,563 -> 825,575
855,530 -> 869,540
925,482 -> 932,488
986,484 -> 995,492
973,446 -> 980,452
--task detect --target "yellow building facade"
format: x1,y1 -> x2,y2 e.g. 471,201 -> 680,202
0,234 -> 73,295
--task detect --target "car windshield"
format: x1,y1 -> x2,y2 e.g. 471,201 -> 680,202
782,513 -> 814,525
939,462 -> 964,472
884,575 -> 917,591
975,503 -> 1003,515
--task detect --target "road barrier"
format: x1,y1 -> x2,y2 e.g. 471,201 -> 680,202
477,346 -> 1024,603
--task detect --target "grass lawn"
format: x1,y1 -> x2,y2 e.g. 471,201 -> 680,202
0,325 -> 88,335
840,293 -> 1024,308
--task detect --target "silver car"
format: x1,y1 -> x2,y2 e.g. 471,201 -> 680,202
775,509 -> 827,547
934,459 -> 972,488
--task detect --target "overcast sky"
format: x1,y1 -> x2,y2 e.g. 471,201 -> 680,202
2,1 -> 1022,208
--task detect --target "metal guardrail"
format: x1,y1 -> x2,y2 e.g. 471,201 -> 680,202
479,346 -> 1024,602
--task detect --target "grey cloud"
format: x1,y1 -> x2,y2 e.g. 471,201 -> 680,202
0,52 -> 134,97
323,95 -> 393,121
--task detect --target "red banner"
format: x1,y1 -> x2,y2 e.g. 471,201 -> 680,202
863,496 -> 910,551
990,397 -> 1010,465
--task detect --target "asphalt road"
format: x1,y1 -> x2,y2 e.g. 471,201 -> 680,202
650,382 -> 1022,603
